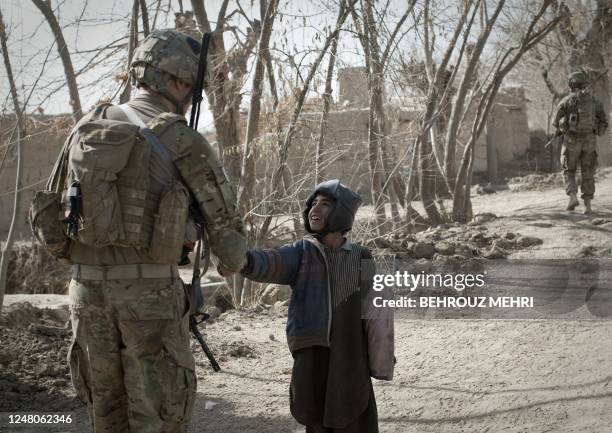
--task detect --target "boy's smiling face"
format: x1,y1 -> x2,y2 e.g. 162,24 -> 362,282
308,194 -> 335,233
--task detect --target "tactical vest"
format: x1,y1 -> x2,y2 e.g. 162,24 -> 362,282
30,104 -> 189,264
566,92 -> 597,134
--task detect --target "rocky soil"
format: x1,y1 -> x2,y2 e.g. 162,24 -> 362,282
1,168 -> 611,432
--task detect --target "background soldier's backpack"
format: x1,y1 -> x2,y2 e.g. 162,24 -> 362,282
567,91 -> 597,134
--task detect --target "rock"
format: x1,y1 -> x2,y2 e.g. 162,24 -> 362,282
591,218 -> 608,226
211,290 -> 234,312
435,242 -> 455,256
269,334 -> 275,341
472,212 -> 498,224
516,236 -> 543,248
504,232 -> 517,240
232,325 -> 242,331
27,323 -> 70,337
454,244 -> 474,258
493,238 -> 515,250
476,184 -> 496,194
579,245 -> 597,257
259,284 -> 291,306
414,243 -> 436,259
401,240 -> 416,254
481,246 -> 507,259
205,306 -> 221,320
469,232 -> 487,245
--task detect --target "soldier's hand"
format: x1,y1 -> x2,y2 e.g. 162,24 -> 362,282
217,264 -> 234,277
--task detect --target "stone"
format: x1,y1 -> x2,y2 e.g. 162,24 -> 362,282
435,242 -> 455,255
493,238 -> 515,250
414,243 -> 436,259
481,246 -> 507,259
259,284 -> 291,306
472,213 -> 498,224
516,236 -> 543,248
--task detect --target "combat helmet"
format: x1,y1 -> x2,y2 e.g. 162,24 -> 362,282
568,70 -> 588,90
130,29 -> 202,111
303,180 -> 362,235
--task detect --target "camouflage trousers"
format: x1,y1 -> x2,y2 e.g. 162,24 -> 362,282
68,273 -> 196,433
561,133 -> 598,200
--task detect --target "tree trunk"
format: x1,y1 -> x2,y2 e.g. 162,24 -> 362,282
32,0 -> 82,122
120,0 -> 140,103
139,0 -> 150,36
315,19 -> 341,185
239,0 -> 278,211
558,0 -> 611,164
258,1 -> 355,240
0,9 -> 24,313
238,0 -> 278,306
190,0 -> 260,183
444,0 -> 502,189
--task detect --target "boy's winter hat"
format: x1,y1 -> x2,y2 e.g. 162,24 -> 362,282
303,180 -> 362,235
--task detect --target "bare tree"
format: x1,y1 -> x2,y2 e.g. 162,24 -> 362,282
190,0 -> 261,181
239,0 -> 279,212
32,0 -> 82,122
452,0 -> 561,221
120,0 -> 140,103
556,0 -> 611,161
352,0 -> 415,233
0,8 -> 24,313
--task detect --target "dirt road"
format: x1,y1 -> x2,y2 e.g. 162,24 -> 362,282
189,170 -> 612,433
1,170 -> 611,433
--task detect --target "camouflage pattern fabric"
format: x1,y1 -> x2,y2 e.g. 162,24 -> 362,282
66,92 -> 246,432
561,133 -> 598,200
68,276 -> 195,433
553,88 -> 608,200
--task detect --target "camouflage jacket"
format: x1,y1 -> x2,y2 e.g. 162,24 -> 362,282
553,90 -> 608,136
68,92 -> 247,271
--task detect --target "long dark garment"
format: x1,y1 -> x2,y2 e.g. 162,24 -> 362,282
290,346 -> 379,433
289,246 -> 379,433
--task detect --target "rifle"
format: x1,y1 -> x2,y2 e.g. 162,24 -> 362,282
184,31 -> 220,372
545,131 -> 563,149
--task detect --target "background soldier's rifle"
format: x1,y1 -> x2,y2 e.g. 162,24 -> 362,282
184,31 -> 220,372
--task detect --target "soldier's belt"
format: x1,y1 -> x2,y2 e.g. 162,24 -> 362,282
72,263 -> 179,280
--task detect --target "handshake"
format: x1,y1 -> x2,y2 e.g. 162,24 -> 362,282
217,263 -> 235,277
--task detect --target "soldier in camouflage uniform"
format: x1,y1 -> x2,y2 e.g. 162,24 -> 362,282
553,70 -> 608,214
66,30 -> 247,433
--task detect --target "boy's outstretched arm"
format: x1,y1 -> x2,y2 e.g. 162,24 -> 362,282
361,248 -> 395,381
239,242 -> 302,285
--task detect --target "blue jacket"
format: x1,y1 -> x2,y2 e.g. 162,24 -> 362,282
241,235 -> 394,380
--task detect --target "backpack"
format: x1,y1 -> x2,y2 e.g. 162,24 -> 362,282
566,92 -> 597,134
30,104 -> 190,263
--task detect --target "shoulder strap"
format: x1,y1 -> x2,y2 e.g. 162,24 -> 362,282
117,104 -> 183,182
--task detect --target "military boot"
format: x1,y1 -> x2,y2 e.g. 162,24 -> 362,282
566,193 -> 579,211
583,199 -> 592,215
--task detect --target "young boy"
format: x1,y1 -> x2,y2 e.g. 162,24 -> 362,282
225,180 -> 394,433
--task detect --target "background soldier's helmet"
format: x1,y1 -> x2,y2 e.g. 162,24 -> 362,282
568,71 -> 588,90
129,29 -> 202,101
303,180 -> 362,235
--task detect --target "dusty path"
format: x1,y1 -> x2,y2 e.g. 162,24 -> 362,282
2,170 -> 611,433
187,171 -> 612,433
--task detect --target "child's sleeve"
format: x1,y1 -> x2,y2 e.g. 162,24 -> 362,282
240,241 -> 302,285
361,247 -> 395,380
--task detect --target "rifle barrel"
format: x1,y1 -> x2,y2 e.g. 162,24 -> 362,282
190,316 -> 221,372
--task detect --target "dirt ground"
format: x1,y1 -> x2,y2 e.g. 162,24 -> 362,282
1,169 -> 611,433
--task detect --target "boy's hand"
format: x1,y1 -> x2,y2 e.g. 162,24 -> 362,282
217,264 -> 234,277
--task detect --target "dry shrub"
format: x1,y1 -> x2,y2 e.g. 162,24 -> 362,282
7,242 -> 70,295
